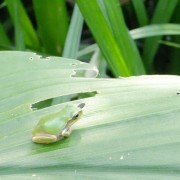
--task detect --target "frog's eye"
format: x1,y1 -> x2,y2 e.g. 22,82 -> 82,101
73,113 -> 80,119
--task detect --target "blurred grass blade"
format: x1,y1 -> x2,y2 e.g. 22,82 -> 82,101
77,44 -> 98,58
52,4 -> 84,106
170,2 -> 180,75
142,0 -> 178,72
171,36 -> 180,75
0,23 -> 11,48
159,40 -> 180,48
13,0 -> 24,50
63,4 -> 83,58
100,0 -> 145,75
33,0 -> 69,55
131,0 -> 148,26
77,23 -> 180,62
130,24 -> 180,39
5,0 -> 40,50
76,0 -> 130,77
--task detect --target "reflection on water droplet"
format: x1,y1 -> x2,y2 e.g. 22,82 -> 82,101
127,153 -> 130,156
32,174 -> 36,177
109,157 -> 112,160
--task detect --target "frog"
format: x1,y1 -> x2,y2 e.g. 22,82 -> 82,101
32,103 -> 85,144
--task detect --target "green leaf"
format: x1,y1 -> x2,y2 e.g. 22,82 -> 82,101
62,4 -> 83,59
13,0 -> 25,50
52,4 -> 83,105
100,0 -> 145,75
159,40 -> 180,48
76,0 -> 131,77
5,0 -> 40,50
33,0 -> 69,55
130,24 -> 180,40
131,0 -> 148,26
170,2 -> 180,75
0,51 -> 180,179
142,0 -> 179,72
77,23 -> 180,62
0,23 -> 11,48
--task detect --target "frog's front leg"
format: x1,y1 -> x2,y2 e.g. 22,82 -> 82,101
62,128 -> 72,137
56,128 -> 71,141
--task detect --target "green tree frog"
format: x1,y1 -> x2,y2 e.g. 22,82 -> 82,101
32,103 -> 85,144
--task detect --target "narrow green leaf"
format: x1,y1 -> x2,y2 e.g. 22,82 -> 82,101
143,0 -> 178,72
63,4 -> 83,59
52,4 -> 84,105
33,0 -> 69,55
100,0 -> 145,75
0,23 -> 11,47
5,0 -> 40,50
170,2 -> 180,75
159,40 -> 180,49
77,44 -> 98,58
171,36 -> 180,75
77,23 -> 180,69
76,0 -> 130,77
13,0 -> 25,50
131,0 -> 148,26
130,24 -> 180,39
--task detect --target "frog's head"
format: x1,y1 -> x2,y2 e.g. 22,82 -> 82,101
63,103 -> 85,127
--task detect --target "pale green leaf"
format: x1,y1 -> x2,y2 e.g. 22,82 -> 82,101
131,24 -> 180,40
0,51 -> 180,179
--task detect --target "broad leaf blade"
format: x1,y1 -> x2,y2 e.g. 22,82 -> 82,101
0,51 -> 180,179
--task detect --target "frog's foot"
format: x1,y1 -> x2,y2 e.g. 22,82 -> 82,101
62,128 -> 71,137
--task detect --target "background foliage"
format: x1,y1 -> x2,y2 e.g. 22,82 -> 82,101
0,0 -> 179,76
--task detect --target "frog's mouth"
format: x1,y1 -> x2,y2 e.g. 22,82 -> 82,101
32,133 -> 57,144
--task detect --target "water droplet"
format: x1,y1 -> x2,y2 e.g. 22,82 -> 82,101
32,174 -> 36,177
109,157 -> 112,160
120,156 -> 124,160
29,57 -> 34,61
